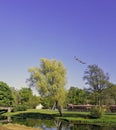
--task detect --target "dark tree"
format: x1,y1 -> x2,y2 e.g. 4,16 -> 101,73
83,64 -> 109,105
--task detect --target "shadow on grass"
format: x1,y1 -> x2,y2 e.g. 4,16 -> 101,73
11,112 -> 57,120
62,111 -> 90,118
105,113 -> 116,115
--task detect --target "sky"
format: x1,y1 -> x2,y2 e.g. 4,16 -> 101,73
0,0 -> 116,91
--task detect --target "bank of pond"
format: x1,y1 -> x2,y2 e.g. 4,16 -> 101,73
0,109 -> 116,130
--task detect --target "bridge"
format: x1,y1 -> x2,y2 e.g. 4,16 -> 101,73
0,107 -> 13,112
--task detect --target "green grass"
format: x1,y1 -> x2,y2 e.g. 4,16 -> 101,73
2,109 -> 58,116
60,111 -> 116,126
2,109 -> 116,126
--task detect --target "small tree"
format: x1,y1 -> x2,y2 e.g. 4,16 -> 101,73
28,58 -> 67,116
90,105 -> 104,118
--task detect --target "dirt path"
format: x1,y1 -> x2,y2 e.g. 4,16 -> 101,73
0,124 -> 42,130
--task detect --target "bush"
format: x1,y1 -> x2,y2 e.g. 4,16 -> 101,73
13,105 -> 27,112
90,106 -> 104,118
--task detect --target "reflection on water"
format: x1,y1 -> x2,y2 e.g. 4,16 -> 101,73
0,116 -> 12,123
10,117 -> 116,130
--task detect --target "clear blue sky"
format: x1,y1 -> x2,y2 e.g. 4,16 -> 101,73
0,0 -> 116,90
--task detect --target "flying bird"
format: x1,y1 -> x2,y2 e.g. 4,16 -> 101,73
74,56 -> 86,64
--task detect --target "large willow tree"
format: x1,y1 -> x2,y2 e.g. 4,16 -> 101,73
28,58 -> 67,116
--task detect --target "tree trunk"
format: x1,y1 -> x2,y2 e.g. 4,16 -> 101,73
52,102 -> 56,110
55,100 -> 62,116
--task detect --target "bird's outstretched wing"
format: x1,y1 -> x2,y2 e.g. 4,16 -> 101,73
74,56 -> 86,64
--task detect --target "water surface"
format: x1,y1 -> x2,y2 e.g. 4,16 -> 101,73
11,117 -> 116,130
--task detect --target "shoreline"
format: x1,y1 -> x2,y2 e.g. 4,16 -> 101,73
0,123 -> 42,130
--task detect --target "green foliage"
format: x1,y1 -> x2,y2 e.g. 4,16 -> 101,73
90,106 -> 104,118
19,87 -> 35,109
40,96 -> 53,109
67,86 -> 88,105
28,95 -> 41,109
13,105 -> 27,112
11,87 -> 40,109
19,87 -> 33,105
0,81 -> 13,106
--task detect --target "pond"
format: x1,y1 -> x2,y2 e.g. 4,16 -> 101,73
12,118 -> 116,130
1,116 -> 116,130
